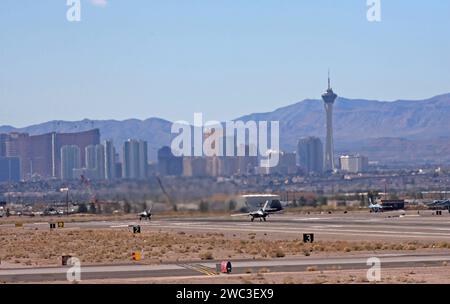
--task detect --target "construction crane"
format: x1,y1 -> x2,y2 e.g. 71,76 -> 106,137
156,176 -> 176,211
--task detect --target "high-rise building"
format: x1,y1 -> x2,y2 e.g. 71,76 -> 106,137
322,72 -> 338,172
157,146 -> 183,176
61,145 -> 81,180
339,155 -> 369,173
279,152 -> 297,175
237,144 -> 258,176
297,137 -> 324,174
257,151 -> 297,175
147,162 -> 157,177
115,162 -> 123,180
96,144 -> 105,179
183,157 -> 208,177
53,129 -> 100,178
85,144 -> 105,180
4,132 -> 47,179
138,141 -> 148,178
205,156 -> 221,177
3,129 -> 99,180
0,157 -> 21,182
85,145 -> 97,170
0,134 -> 8,157
104,140 -> 116,180
218,156 -> 239,177
122,139 -> 148,179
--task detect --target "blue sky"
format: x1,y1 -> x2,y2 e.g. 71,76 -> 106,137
0,0 -> 449,127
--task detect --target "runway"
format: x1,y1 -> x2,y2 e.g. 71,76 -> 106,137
1,253 -> 449,283
1,211 -> 450,283
2,210 -> 449,241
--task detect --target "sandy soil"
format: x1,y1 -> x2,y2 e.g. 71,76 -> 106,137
24,266 -> 450,284
1,227 -> 450,268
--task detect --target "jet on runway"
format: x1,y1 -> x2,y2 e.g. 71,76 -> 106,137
233,200 -> 283,222
427,200 -> 450,211
369,203 -> 384,213
138,204 -> 153,221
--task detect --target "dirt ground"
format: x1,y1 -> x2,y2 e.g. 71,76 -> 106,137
25,266 -> 450,284
1,227 -> 450,268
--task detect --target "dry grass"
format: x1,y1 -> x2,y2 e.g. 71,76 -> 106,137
1,228 -> 450,267
307,266 -> 318,272
273,247 -> 286,258
199,251 -> 214,260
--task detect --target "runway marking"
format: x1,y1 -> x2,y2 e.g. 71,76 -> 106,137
3,253 -> 450,283
177,263 -> 217,276
293,218 -> 324,221
142,224 -> 450,240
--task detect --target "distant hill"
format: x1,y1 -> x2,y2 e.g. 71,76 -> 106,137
238,93 -> 450,150
2,93 -> 450,164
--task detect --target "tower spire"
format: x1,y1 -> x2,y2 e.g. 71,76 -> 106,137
328,69 -> 331,90
322,69 -> 338,172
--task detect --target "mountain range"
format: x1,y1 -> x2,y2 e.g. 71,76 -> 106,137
1,93 -> 450,164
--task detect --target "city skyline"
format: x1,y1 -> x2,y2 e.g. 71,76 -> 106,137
0,127 -> 303,181
2,90 -> 450,166
1,1 -> 450,127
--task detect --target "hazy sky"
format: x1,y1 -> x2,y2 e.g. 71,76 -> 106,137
1,0 -> 449,127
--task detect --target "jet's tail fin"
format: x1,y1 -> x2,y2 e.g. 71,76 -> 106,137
262,200 -> 270,212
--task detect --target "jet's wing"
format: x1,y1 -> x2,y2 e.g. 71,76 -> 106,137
230,213 -> 250,217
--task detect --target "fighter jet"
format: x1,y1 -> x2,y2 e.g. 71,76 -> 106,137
369,202 -> 384,213
233,200 -> 283,222
427,200 -> 450,211
138,204 -> 153,221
